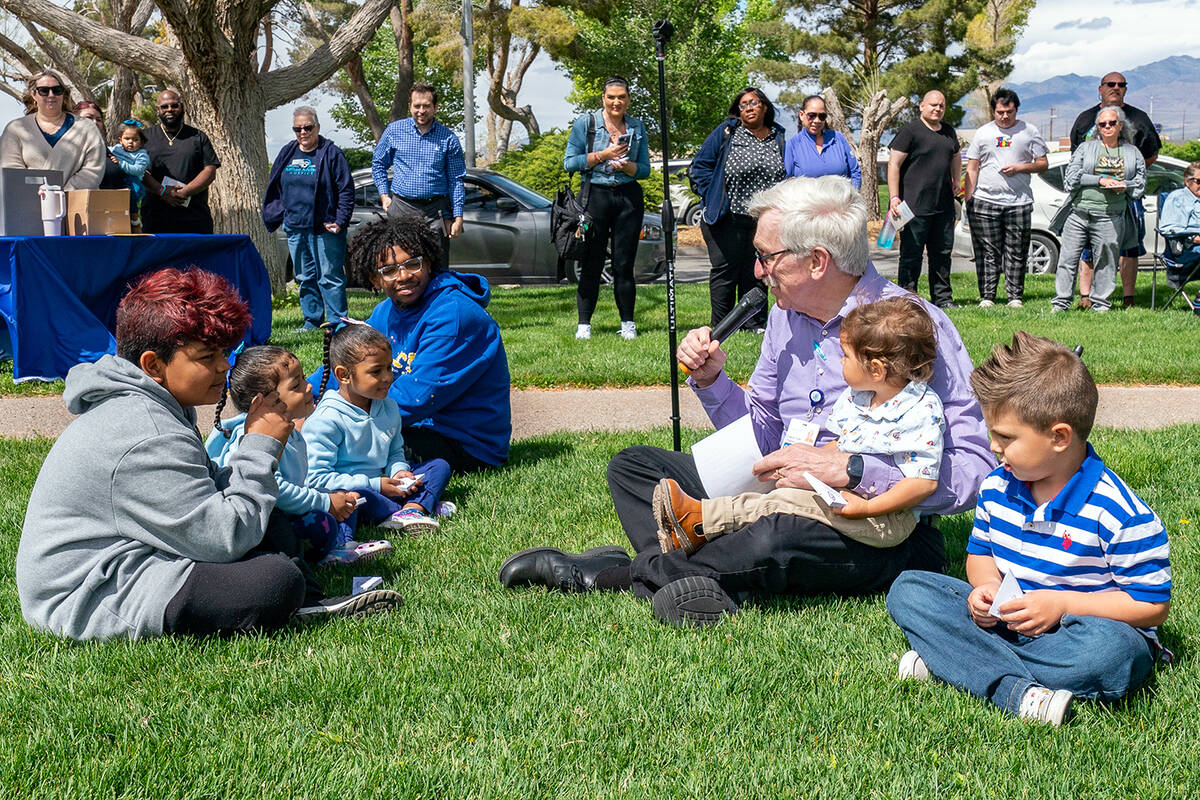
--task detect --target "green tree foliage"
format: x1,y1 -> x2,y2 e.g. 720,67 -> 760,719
962,0 -> 1036,124
491,129 -> 665,207
755,0 -> 991,127
328,20 -> 464,146
557,0 -> 750,153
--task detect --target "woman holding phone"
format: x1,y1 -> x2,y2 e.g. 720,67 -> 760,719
563,76 -> 651,340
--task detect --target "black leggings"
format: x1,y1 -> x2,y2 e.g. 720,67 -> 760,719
161,511 -> 320,636
578,182 -> 644,324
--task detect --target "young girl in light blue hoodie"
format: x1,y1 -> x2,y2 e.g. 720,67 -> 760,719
205,345 -> 392,565
303,322 -> 453,548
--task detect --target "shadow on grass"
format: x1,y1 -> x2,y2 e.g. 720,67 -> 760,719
505,437 -> 575,468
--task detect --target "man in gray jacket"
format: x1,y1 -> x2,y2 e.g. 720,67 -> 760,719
17,268 -> 399,640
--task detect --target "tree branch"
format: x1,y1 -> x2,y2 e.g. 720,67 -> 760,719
0,80 -> 22,101
22,20 -> 95,102
0,0 -> 183,81
0,30 -> 42,76
259,0 -> 393,108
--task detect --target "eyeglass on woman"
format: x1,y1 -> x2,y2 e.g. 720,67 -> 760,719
34,85 -> 65,97
1096,120 -> 1120,128
805,112 -> 828,121
739,99 -> 762,110
754,248 -> 791,265
376,256 -> 425,280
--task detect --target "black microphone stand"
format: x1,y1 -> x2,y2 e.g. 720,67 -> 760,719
653,19 -> 681,451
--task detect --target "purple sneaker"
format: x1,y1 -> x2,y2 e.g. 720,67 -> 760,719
382,509 -> 441,535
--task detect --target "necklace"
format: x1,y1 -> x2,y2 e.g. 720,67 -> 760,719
35,112 -> 66,134
160,123 -> 180,147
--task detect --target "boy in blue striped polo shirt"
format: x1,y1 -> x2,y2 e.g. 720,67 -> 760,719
886,331 -> 1171,726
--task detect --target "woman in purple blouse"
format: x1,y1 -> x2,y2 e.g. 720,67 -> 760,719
784,96 -> 862,189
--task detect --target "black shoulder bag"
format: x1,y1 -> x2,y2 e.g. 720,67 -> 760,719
551,114 -> 597,261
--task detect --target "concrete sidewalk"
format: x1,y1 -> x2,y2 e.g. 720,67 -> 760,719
3,385 -> 1199,440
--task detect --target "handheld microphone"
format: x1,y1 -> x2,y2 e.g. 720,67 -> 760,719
681,286 -> 768,375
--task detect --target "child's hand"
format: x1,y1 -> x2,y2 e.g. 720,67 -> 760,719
832,492 -> 871,519
998,590 -> 1068,636
328,490 -> 359,522
391,469 -> 422,498
968,581 -> 1001,628
244,391 -> 293,444
108,153 -> 119,164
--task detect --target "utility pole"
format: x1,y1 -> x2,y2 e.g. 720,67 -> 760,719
461,0 -> 476,167
1047,107 -> 1055,142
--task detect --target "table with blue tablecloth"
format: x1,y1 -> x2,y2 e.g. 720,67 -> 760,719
0,234 -> 272,382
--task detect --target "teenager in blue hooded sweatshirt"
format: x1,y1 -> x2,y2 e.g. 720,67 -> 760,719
310,214 -> 512,472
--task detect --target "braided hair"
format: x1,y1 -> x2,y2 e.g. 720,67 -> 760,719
318,321 -> 392,397
346,212 -> 443,290
213,345 -> 295,436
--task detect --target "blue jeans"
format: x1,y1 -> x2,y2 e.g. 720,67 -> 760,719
886,571 -> 1154,715
286,227 -> 349,328
337,458 -> 452,544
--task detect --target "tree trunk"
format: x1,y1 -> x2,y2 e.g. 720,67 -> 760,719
106,65 -> 137,141
345,56 -> 386,140
389,0 -> 413,122
827,88 -> 907,222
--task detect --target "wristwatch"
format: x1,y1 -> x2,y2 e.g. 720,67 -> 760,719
846,454 -> 864,489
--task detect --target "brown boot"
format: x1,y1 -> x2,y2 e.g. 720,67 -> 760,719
652,478 -> 709,555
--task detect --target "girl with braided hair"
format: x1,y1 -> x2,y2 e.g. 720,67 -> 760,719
205,345 -> 379,565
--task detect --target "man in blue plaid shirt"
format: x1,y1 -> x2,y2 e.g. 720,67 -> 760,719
372,83 -> 466,269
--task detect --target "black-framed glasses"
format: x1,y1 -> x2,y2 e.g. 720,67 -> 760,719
739,99 -> 762,110
292,124 -> 315,133
376,256 -> 425,280
1096,120 -> 1119,128
805,112 -> 828,121
34,85 -> 65,96
1187,178 -> 1200,185
1103,81 -> 1128,88
754,248 -> 791,266
158,102 -> 181,110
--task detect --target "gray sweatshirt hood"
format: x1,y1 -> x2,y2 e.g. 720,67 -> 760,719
64,354 -> 195,427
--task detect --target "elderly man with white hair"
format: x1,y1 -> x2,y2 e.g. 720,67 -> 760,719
499,176 -> 993,626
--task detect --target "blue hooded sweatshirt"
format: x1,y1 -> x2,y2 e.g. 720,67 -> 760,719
303,392 -> 410,492
205,413 -> 331,515
313,270 -> 511,466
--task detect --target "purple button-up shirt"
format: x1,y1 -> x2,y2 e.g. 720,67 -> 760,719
691,262 -> 992,515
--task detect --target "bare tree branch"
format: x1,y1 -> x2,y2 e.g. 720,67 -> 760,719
0,0 -> 183,80
0,80 -> 22,101
22,20 -> 96,102
260,17 -> 273,72
259,0 -> 393,108
0,30 -> 42,76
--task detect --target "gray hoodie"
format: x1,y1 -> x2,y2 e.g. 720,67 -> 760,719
16,355 -> 284,641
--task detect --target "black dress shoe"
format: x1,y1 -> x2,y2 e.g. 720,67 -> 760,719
652,576 -> 738,627
498,546 -> 631,592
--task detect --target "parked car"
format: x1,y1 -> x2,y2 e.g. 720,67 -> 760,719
658,159 -> 703,227
277,168 -> 669,286
952,151 -> 1188,273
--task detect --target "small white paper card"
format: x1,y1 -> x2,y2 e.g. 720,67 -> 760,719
692,414 -> 764,497
988,571 -> 1025,618
804,471 -> 848,508
394,472 -> 426,491
354,496 -> 367,507
892,200 -> 915,230
352,576 -> 383,596
161,175 -> 192,207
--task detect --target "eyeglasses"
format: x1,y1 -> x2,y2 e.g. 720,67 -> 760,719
158,102 -> 181,110
376,256 -> 425,280
1187,178 -> 1200,185
754,248 -> 791,266
805,112 -> 828,121
121,119 -> 143,128
292,124 -> 315,133
739,99 -> 762,110
1103,81 -> 1128,88
34,85 -> 65,96
1096,120 -> 1120,128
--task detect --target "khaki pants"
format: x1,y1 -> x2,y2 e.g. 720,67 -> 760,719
702,488 -> 917,549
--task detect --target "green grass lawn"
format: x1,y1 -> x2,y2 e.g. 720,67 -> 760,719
2,425 -> 1200,797
4,272 -> 1199,397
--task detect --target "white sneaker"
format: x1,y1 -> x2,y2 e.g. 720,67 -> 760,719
619,321 -> 637,340
897,650 -> 931,681
575,323 -> 591,340
294,588 -> 402,621
1017,685 -> 1073,726
978,299 -> 995,308
381,508 -> 441,535
1007,299 -> 1023,308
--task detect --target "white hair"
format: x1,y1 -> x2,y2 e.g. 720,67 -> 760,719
746,176 -> 869,277
293,105 -> 319,125
1095,105 -> 1133,144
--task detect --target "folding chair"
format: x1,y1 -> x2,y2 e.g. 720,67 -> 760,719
1153,191 -> 1200,310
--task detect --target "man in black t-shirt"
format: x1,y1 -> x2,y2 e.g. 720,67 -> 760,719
140,89 -> 221,234
887,90 -> 961,308
1068,71 -> 1160,308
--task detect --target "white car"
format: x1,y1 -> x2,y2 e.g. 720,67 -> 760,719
952,152 -> 1188,273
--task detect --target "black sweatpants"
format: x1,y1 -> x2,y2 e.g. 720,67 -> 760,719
702,213 -> 768,329
605,445 -> 946,599
162,511 -> 320,636
898,209 -> 956,306
578,182 -> 644,324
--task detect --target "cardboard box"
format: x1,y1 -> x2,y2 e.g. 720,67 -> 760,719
66,189 -> 131,235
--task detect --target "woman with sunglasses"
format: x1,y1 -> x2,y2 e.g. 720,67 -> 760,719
1052,105 -> 1145,312
0,69 -> 105,189
784,95 -> 861,188
262,106 -> 355,331
689,87 -> 786,330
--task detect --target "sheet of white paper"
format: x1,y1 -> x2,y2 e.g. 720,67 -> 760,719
988,571 -> 1025,617
354,497 -> 366,507
803,472 -> 848,508
692,414 -> 764,498
161,175 -> 192,207
893,200 -> 915,230
394,472 -> 426,491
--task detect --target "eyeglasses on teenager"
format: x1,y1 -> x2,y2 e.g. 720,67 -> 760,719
376,256 -> 425,280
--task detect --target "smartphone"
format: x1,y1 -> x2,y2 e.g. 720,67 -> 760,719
616,132 -> 633,148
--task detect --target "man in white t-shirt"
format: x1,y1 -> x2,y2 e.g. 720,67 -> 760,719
963,88 -> 1049,307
